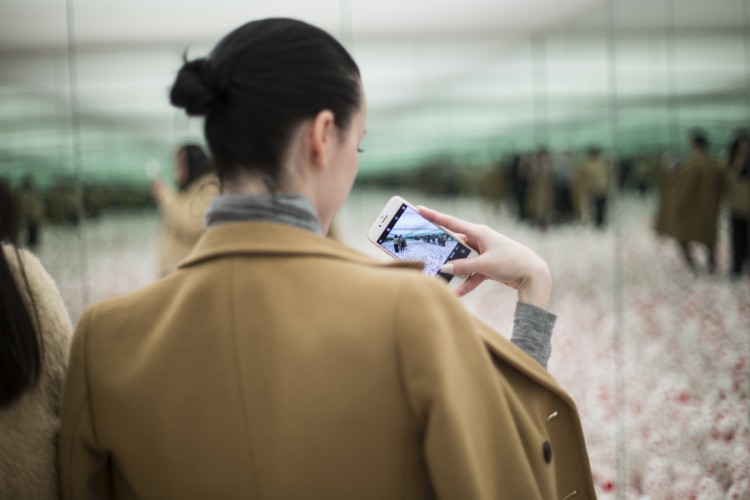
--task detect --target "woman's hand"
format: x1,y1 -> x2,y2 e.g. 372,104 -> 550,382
418,206 -> 552,309
151,179 -> 167,202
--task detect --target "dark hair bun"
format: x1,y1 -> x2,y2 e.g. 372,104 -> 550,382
170,57 -> 222,117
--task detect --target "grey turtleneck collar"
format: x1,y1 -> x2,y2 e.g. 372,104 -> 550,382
205,194 -> 323,235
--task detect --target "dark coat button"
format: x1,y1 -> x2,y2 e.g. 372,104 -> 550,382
543,441 -> 552,463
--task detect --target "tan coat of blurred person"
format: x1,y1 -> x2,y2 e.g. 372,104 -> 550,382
152,144 -> 219,276
574,147 -> 609,227
673,131 -> 724,274
654,150 -> 682,239
1,179 -> 72,500
526,148 -> 555,228
60,19 -> 595,500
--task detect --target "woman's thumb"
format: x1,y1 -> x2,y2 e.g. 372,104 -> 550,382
440,256 -> 480,277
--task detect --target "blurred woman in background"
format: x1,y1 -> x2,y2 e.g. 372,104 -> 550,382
0,178 -> 72,499
152,143 -> 219,276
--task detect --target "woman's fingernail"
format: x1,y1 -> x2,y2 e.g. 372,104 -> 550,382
440,263 -> 455,275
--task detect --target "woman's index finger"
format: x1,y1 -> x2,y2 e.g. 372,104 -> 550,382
417,205 -> 477,239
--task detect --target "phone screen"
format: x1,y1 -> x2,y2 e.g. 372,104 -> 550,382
376,203 -> 472,282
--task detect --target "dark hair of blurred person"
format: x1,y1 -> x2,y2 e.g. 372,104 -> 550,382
0,177 -> 41,407
726,130 -> 750,278
1,177 -> 72,499
690,129 -> 710,151
170,18 -> 361,191
175,144 -> 214,192
728,130 -> 749,177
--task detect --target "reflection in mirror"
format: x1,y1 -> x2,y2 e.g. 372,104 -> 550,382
0,0 -> 88,316
2,1 -> 749,498
610,0 -> 750,498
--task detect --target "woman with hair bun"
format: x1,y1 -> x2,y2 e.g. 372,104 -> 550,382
59,18 -> 594,499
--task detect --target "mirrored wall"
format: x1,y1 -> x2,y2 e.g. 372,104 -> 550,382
1,0 -> 748,497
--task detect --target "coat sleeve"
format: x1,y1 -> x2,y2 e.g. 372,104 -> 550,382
59,307 -> 112,499
394,276 -> 550,499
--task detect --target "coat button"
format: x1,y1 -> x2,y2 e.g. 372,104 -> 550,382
543,441 -> 552,464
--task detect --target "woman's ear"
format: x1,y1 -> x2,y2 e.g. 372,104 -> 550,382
308,110 -> 336,168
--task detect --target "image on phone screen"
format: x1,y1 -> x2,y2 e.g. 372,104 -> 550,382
376,203 -> 472,282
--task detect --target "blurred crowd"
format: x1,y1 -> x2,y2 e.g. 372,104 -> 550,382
2,176 -> 153,247
494,129 -> 749,278
3,129 -> 749,278
360,128 -> 750,279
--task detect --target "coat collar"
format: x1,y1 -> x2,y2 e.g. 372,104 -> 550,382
179,220 -> 422,271
181,221 -> 573,404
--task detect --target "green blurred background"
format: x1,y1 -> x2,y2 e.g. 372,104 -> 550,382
1,0 -> 748,197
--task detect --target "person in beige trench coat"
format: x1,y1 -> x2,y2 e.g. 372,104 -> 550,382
573,147 -> 609,228
673,132 -> 724,274
59,19 -> 596,500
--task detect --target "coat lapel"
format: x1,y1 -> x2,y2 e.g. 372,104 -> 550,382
181,220 -> 574,405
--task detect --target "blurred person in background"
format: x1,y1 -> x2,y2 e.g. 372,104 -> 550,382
17,176 -> 45,249
526,147 -> 555,230
574,146 -> 610,228
654,150 -> 683,240
673,130 -> 724,275
726,130 -> 749,279
552,150 -> 575,223
633,154 -> 656,196
0,178 -> 72,499
58,18 -> 594,500
151,143 -> 219,276
507,153 -> 529,222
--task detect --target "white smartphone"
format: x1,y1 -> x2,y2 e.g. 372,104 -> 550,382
367,196 -> 479,289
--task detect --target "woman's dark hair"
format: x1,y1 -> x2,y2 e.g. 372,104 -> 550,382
177,143 -> 213,191
169,18 -> 362,188
690,129 -> 710,150
0,178 -> 43,408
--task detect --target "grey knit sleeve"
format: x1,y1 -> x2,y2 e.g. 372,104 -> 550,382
510,302 -> 556,369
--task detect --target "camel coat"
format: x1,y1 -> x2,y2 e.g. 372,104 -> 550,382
1,246 -> 72,500
673,152 -> 724,246
654,168 -> 682,239
573,158 -> 609,223
157,174 -> 219,276
59,221 -> 595,500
